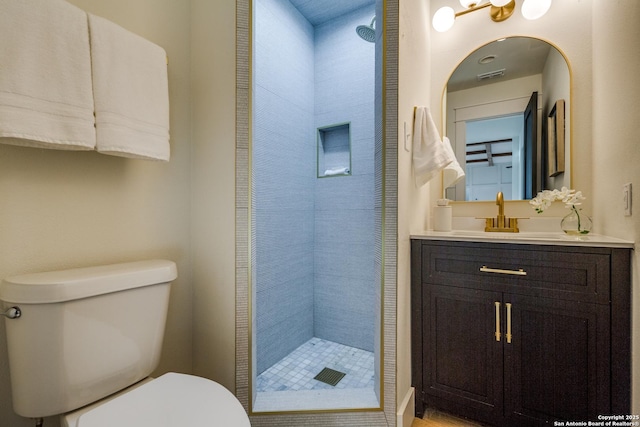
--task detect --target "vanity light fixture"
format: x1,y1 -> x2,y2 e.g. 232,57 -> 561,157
432,0 -> 552,32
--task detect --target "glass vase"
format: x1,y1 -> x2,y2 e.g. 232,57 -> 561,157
561,206 -> 592,236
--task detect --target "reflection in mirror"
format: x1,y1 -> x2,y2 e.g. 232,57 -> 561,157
443,37 -> 570,201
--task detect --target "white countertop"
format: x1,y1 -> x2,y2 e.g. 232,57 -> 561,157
411,230 -> 634,248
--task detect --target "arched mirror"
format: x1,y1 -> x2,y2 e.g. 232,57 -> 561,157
443,36 -> 571,202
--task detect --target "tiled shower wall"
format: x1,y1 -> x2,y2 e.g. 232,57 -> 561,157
254,0 -> 376,374
253,0 -> 316,374
313,6 -> 376,352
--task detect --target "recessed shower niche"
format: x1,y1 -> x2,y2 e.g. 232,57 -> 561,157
249,0 -> 381,415
317,123 -> 351,178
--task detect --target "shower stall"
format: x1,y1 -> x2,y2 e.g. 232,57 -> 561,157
251,0 -> 381,413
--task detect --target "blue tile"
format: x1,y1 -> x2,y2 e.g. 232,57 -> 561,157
254,0 -> 377,373
256,338 -> 374,391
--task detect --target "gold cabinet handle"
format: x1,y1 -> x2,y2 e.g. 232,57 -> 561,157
506,303 -> 512,344
480,266 -> 527,276
494,301 -> 501,341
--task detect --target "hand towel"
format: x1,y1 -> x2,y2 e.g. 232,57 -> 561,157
0,0 -> 95,150
88,14 -> 170,161
412,106 -> 454,187
442,137 -> 465,189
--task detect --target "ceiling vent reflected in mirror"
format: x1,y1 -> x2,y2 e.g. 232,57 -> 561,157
477,68 -> 505,81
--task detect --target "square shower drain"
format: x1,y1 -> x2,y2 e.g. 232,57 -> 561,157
313,367 -> 346,386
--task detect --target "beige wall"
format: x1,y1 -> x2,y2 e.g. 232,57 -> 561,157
0,1 -> 192,426
592,0 -> 640,414
190,0 -> 238,391
397,0 -> 432,424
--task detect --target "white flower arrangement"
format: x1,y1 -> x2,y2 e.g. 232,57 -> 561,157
529,187 -> 585,213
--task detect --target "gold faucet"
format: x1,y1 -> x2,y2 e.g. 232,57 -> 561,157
482,191 -> 520,233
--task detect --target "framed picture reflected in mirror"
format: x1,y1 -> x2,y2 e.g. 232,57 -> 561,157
547,99 -> 565,177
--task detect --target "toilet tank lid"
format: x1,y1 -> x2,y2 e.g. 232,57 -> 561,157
0,260 -> 177,304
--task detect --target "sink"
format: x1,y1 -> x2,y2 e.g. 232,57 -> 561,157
448,230 -> 567,240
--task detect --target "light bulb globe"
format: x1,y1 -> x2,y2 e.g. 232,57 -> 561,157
432,7 -> 455,32
490,0 -> 512,6
521,0 -> 552,20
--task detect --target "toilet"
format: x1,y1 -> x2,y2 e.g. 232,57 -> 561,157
0,260 -> 250,426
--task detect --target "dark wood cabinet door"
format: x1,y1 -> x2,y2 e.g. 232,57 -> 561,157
424,285 -> 504,424
504,294 -> 610,425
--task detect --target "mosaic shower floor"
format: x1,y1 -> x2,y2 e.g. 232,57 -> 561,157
253,337 -> 379,412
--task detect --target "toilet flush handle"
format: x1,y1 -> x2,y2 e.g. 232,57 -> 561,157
1,306 -> 21,319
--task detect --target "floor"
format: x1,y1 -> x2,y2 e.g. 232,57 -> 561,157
253,338 -> 485,418
256,337 -> 375,392
412,409 -> 487,427
253,337 -> 378,411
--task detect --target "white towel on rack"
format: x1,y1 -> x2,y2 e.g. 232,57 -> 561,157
412,106 -> 455,187
442,137 -> 465,189
88,14 -> 170,161
0,0 -> 96,150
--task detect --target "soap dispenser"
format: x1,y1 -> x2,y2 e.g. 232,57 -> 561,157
433,199 -> 452,232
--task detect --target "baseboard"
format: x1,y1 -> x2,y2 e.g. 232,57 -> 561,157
396,387 -> 415,427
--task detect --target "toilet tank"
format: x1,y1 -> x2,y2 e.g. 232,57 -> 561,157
0,260 -> 177,419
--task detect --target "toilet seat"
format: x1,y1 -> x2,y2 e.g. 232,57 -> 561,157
63,373 -> 251,427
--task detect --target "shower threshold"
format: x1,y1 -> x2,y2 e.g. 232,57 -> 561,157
253,337 -> 379,412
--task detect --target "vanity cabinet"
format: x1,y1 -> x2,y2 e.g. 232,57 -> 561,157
411,239 -> 631,426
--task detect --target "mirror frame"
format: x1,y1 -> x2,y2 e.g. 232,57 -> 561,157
440,36 -> 573,202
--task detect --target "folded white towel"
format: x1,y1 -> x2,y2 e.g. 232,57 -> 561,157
442,137 -> 465,189
0,0 -> 95,150
323,167 -> 350,176
412,107 -> 454,187
88,14 -> 170,161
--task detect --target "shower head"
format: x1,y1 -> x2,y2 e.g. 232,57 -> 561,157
356,16 -> 376,43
